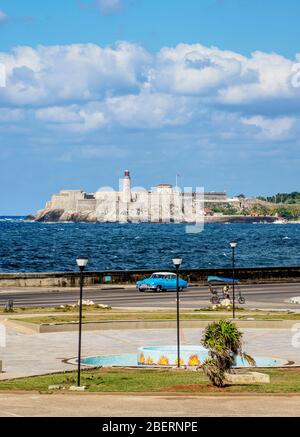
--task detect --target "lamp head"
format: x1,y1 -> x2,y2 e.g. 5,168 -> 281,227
229,240 -> 237,249
76,256 -> 89,269
172,257 -> 182,268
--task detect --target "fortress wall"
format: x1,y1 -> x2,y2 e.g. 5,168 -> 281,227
95,191 -> 119,201
77,199 -> 97,212
130,191 -> 151,222
39,176 -> 233,222
49,193 -> 69,210
63,190 -> 84,210
204,192 -> 227,201
48,190 -> 84,211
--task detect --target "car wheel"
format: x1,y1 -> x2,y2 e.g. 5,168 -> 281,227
211,296 -> 220,304
139,288 -> 145,292
179,287 -> 184,292
156,285 -> 162,292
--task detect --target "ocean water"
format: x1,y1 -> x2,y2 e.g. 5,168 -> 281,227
0,216 -> 300,272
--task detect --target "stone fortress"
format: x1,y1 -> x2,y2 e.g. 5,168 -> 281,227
29,170 -> 243,223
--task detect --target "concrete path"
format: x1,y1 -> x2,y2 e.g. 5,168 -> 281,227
0,393 -> 299,417
0,326 -> 299,379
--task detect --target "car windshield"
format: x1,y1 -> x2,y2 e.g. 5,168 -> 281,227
150,274 -> 176,279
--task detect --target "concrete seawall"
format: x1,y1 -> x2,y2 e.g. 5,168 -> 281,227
0,266 -> 300,287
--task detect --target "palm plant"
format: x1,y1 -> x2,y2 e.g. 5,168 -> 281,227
201,320 -> 256,387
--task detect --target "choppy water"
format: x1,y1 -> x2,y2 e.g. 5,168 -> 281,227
0,217 -> 300,272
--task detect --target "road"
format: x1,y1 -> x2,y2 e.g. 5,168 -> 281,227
0,282 -> 300,310
0,393 -> 300,417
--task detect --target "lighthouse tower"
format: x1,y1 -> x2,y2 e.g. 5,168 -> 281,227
122,170 -> 131,203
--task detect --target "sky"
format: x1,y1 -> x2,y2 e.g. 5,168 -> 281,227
0,0 -> 300,214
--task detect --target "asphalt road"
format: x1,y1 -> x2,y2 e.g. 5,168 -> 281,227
0,282 -> 300,310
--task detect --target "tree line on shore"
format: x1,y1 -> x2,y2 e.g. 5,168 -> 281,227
257,192 -> 300,205
211,192 -> 300,220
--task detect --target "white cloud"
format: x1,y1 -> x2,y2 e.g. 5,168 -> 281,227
241,115 -> 295,140
0,42 -> 151,106
35,106 -> 82,124
34,92 -> 193,132
151,43 -> 247,95
2,41 -> 300,117
0,10 -> 8,23
0,40 -> 300,146
96,0 -> 123,15
0,108 -> 24,122
106,92 -> 194,128
36,104 -> 107,132
218,51 -> 295,106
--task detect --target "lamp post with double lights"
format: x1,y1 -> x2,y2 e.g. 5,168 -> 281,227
229,241 -> 237,319
76,256 -> 89,387
172,257 -> 183,368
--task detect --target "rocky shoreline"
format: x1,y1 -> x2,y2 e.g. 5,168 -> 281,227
26,209 -> 97,223
26,209 -> 278,224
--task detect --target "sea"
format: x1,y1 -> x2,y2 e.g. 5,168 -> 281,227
0,216 -> 300,273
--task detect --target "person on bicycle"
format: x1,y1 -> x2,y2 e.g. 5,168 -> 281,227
223,285 -> 230,299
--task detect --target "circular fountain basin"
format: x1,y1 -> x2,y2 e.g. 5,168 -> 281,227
138,345 -> 207,366
137,346 -> 285,367
81,345 -> 287,368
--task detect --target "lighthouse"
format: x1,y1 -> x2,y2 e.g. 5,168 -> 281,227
122,169 -> 131,203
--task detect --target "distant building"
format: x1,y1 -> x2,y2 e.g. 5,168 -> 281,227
41,170 -> 234,223
204,207 -> 214,216
204,192 -> 227,203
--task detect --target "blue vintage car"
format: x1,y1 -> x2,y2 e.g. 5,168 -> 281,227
136,272 -> 188,292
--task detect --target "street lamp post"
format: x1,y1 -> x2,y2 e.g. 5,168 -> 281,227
172,257 -> 182,368
229,241 -> 237,319
76,256 -> 89,387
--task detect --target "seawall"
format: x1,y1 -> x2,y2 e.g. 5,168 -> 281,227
0,266 -> 300,287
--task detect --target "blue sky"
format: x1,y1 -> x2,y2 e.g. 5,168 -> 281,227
0,0 -> 300,214
2,0 -> 300,57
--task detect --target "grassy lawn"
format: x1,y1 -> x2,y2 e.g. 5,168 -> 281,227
0,368 -> 300,394
15,312 -> 230,324
1,302 -> 299,325
9,309 -> 300,325
0,305 -> 112,315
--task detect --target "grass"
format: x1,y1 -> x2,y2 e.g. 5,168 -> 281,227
0,368 -> 300,394
15,312 -> 231,325
9,309 -> 300,325
0,304 -> 111,315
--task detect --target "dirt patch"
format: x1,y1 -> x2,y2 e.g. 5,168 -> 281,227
159,384 -> 224,392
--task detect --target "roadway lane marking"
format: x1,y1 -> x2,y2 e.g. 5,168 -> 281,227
1,286 -> 299,300
1,282 -> 300,297
3,289 -> 290,300
2,289 -> 296,305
